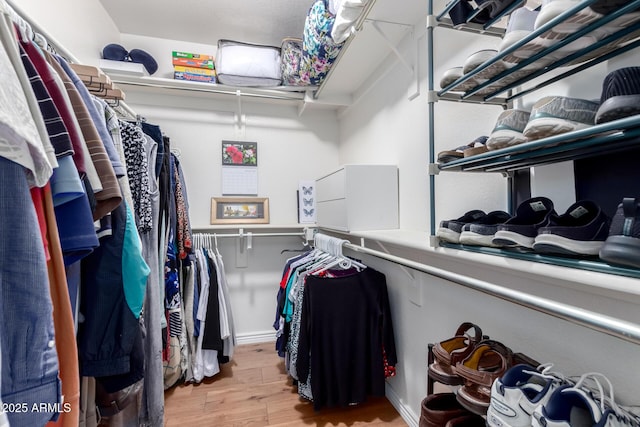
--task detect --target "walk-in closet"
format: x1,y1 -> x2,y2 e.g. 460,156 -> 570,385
3,0 -> 640,426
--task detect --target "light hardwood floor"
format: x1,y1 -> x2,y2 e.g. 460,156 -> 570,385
164,342 -> 408,426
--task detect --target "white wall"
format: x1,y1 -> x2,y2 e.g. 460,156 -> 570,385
339,21 -> 509,231
123,90 -> 339,228
122,88 -> 339,336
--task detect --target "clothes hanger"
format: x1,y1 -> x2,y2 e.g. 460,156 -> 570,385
213,233 -> 221,258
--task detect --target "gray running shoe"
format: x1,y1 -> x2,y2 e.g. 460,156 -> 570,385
523,96 -> 598,141
486,109 -> 531,150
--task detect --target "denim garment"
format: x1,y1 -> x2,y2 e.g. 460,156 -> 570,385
0,156 -> 61,425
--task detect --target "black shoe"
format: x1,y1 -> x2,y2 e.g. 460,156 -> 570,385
599,197 -> 640,268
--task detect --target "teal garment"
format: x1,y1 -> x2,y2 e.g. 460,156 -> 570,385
122,202 -> 150,318
283,270 -> 300,323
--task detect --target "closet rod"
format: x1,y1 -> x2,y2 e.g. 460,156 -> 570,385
6,0 -> 139,121
193,231 -> 306,238
341,241 -> 640,346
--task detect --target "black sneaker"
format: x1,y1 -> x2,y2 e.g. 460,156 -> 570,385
492,197 -> 556,249
532,200 -> 610,256
437,210 -> 487,244
459,210 -> 513,247
599,198 -> 640,268
595,67 -> 640,124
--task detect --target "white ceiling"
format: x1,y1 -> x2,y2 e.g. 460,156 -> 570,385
99,0 -> 315,47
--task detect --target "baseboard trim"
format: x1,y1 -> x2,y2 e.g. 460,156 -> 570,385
386,384 -> 419,427
236,330 -> 277,345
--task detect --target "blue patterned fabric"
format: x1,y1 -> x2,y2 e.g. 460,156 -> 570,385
300,0 -> 344,85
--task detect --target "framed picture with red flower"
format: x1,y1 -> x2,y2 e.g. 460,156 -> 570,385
222,141 -> 258,166
211,197 -> 270,224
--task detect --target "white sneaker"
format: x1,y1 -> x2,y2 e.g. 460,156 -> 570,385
531,372 -> 640,427
487,363 -> 574,427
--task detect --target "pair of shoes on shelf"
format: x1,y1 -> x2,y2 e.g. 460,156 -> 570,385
489,365 -> 640,427
439,51 -> 507,94
420,393 -> 486,427
487,363 -> 575,427
486,95 -> 599,150
437,136 -> 489,163
429,322 -> 487,386
493,197 -> 610,255
428,323 -> 542,414
534,0 -> 640,67
455,339 -> 514,415
437,210 -> 512,244
428,323 -> 514,415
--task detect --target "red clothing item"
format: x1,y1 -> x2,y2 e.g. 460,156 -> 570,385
30,186 -> 50,261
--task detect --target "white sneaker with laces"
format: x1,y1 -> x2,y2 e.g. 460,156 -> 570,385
531,372 -> 640,427
487,363 -> 574,427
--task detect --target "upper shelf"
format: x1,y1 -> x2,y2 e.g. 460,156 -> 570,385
107,74 -> 309,103
438,115 -> 640,173
435,0 -> 640,103
107,0 -> 424,109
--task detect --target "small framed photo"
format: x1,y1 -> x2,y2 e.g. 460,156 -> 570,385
222,141 -> 258,166
211,197 -> 269,224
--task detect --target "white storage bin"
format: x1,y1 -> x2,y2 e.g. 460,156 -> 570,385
316,165 -> 398,232
216,39 -> 282,87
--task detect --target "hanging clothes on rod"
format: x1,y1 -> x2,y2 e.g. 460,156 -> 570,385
274,232 -> 397,411
0,3 -> 198,425
174,233 -> 237,384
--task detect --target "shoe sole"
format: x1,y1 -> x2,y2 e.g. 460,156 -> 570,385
599,235 -> 640,268
437,227 -> 461,244
533,233 -> 604,256
464,145 -> 489,157
523,117 -> 592,141
492,230 -> 535,248
427,363 -> 465,386
486,130 -> 528,150
456,386 -> 491,415
596,94 -> 640,124
459,231 -> 499,247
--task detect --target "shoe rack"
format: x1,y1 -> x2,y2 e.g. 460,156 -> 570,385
427,0 -> 640,279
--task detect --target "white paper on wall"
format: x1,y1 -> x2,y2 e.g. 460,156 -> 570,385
222,166 -> 258,195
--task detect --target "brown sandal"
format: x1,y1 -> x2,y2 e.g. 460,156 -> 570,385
428,322 -> 485,386
454,339 -> 513,415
